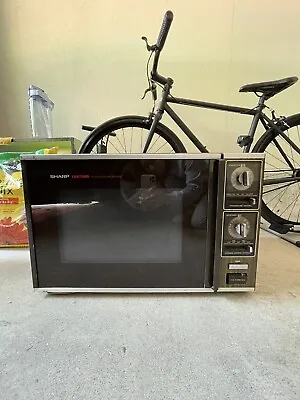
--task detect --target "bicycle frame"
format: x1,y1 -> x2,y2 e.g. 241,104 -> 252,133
164,97 -> 259,153
143,82 -> 300,175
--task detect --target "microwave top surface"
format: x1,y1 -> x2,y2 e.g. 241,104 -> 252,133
21,153 -> 222,161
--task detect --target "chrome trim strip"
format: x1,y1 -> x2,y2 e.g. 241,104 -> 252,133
223,153 -> 265,160
38,287 -> 215,293
217,287 -> 254,292
38,287 -> 254,293
21,153 -> 222,161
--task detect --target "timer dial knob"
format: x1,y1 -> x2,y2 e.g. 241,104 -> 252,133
234,222 -> 249,238
231,166 -> 254,190
228,216 -> 251,239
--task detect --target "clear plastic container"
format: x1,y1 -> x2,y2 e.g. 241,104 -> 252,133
28,85 -> 54,138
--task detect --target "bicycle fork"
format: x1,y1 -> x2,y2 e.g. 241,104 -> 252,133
143,80 -> 172,153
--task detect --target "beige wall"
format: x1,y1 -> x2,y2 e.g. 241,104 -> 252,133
1,0 -> 300,152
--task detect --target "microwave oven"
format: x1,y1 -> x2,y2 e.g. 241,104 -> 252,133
21,153 -> 264,293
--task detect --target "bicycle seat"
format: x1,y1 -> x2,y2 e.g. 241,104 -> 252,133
239,76 -> 298,99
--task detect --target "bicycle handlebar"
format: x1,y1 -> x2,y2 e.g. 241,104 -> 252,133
156,10 -> 173,51
151,10 -> 174,85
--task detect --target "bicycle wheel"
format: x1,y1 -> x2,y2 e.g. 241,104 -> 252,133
79,115 -> 186,154
253,113 -> 300,227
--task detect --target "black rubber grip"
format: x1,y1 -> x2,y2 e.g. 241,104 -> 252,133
82,125 -> 96,132
156,10 -> 173,51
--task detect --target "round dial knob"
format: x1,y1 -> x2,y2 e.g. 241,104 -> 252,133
234,222 -> 249,238
228,216 -> 251,239
231,167 -> 254,191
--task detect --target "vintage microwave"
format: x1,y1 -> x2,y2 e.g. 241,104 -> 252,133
21,153 -> 264,293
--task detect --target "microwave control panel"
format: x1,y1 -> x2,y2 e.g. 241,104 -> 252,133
214,156 -> 264,291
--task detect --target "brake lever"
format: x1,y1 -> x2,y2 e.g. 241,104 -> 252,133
141,83 -> 157,101
141,87 -> 151,100
141,36 -> 156,52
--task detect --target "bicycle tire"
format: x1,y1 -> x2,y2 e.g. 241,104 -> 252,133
252,113 -> 300,227
79,115 -> 186,154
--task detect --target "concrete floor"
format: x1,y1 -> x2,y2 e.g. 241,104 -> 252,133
0,231 -> 299,400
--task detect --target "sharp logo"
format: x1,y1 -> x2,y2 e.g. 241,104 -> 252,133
50,175 -> 70,179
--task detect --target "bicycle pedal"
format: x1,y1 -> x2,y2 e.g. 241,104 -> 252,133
269,222 -> 293,234
237,135 -> 252,148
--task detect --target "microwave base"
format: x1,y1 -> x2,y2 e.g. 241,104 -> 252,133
39,287 -> 255,294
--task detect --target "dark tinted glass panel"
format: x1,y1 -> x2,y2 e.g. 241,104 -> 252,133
25,157 -> 215,288
58,189 -> 183,264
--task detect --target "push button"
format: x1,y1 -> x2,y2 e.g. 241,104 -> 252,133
228,263 -> 249,270
226,273 -> 248,285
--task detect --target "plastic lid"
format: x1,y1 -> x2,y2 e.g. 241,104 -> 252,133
28,85 -> 54,109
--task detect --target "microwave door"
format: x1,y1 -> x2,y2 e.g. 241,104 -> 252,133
23,156 -> 218,291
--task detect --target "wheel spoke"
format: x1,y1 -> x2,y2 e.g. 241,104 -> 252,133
273,138 -> 295,170
279,130 -> 300,158
115,134 -> 126,152
130,127 -> 133,153
265,183 -> 291,205
279,190 -> 300,218
154,141 -> 169,153
265,157 -> 291,173
122,129 -> 127,153
265,148 -> 292,170
270,184 -> 290,212
108,139 -> 122,154
148,135 -> 161,153
267,134 -> 300,169
288,191 -> 300,220
264,169 -> 291,173
263,181 -> 295,195
287,129 -> 297,168
93,122 -> 181,157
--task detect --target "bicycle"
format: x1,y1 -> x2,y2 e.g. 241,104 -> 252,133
79,10 -> 300,233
